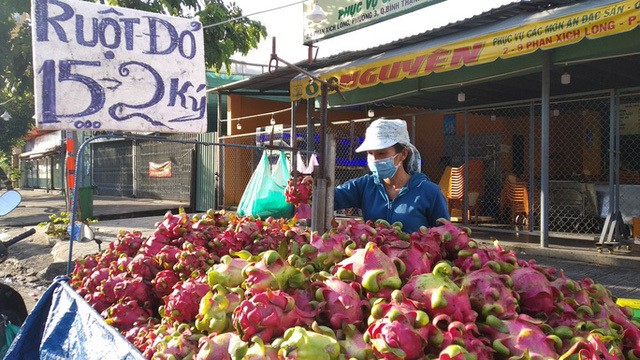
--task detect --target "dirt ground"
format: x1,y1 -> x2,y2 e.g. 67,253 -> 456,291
0,227 -> 97,311
0,226 -> 67,311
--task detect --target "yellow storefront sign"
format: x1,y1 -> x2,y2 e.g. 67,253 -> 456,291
291,0 -> 640,101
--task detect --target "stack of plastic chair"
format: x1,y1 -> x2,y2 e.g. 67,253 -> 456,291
438,160 -> 484,221
500,174 -> 529,226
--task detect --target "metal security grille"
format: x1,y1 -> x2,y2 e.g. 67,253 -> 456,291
135,134 -> 196,201
545,93 -> 611,235
92,140 -> 133,196
216,88 -> 638,240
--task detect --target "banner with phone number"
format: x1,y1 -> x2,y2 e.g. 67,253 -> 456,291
291,0 -> 640,101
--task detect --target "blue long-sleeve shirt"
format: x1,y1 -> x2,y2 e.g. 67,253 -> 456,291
334,173 -> 450,233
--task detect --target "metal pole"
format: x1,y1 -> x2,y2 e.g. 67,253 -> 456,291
540,53 -> 551,247
411,115 -> 416,144
217,92 -> 224,209
307,98 -> 314,154
463,111 -> 469,224
325,132 -> 336,228
312,83 -> 330,233
290,101 -> 297,178
132,138 -> 137,198
614,90 -> 620,215
528,102 -> 535,232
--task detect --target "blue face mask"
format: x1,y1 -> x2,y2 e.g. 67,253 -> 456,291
368,154 -> 400,180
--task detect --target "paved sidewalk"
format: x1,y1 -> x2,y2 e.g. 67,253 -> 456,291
0,188 -> 188,227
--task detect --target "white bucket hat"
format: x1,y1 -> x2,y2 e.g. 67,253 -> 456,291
356,118 -> 422,173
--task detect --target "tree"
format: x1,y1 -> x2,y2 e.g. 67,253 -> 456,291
0,0 -> 267,154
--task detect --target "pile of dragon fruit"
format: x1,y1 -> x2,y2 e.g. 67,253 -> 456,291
71,209 -> 640,359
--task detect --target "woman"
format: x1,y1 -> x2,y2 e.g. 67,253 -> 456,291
334,118 -> 450,233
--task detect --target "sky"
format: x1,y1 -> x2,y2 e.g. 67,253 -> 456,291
229,0 -> 516,66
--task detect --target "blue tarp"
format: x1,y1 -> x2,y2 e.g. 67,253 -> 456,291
5,277 -> 144,360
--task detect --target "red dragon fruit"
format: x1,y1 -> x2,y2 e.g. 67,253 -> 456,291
402,262 -> 477,323
126,253 -> 159,281
305,231 -> 351,270
431,317 -> 494,359
510,266 -> 560,316
112,276 -> 153,304
453,241 -> 518,274
332,242 -> 402,298
481,314 -> 562,359
285,176 -> 313,207
232,289 -> 315,342
195,285 -> 244,334
152,269 -> 181,299
145,323 -> 199,359
461,266 -> 519,320
123,318 -> 160,354
154,244 -> 181,270
102,298 -> 153,332
173,242 -> 216,277
108,230 -> 145,256
312,272 -> 369,329
194,331 -> 242,360
339,324 -> 375,360
161,276 -> 210,323
365,290 -> 432,360
428,220 -> 476,259
379,239 -> 435,281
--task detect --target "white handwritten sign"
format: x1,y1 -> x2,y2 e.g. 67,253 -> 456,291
32,0 -> 207,133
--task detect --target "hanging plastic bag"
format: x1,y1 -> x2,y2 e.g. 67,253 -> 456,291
237,150 -> 294,219
0,314 -> 20,358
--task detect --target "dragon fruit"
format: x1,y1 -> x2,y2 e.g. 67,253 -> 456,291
285,176 -> 313,207
112,276 -> 153,304
123,318 -> 160,354
461,266 -> 519,319
510,266 -> 560,316
154,244 -> 181,270
432,317 -> 494,359
379,239 -> 435,281
277,322 -> 341,360
312,272 -> 369,329
402,262 -> 477,323
173,242 -> 216,277
242,250 -> 306,294
207,254 -> 250,288
161,276 -> 210,323
560,333 -> 624,360
365,290 -> 432,360
152,269 -> 181,299
194,332 -> 242,360
242,336 -> 280,360
454,241 -> 518,274
126,253 -> 159,281
428,220 -> 476,259
481,314 -> 562,359
339,324 -> 375,360
145,323 -> 199,359
332,242 -> 402,298
232,290 -> 315,342
305,231 -> 350,270
102,298 -> 153,332
195,285 -> 244,334
108,230 -> 145,256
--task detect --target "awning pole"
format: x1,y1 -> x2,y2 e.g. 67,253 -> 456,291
540,52 -> 550,247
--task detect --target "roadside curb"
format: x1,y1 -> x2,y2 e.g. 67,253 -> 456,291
479,240 -> 640,271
